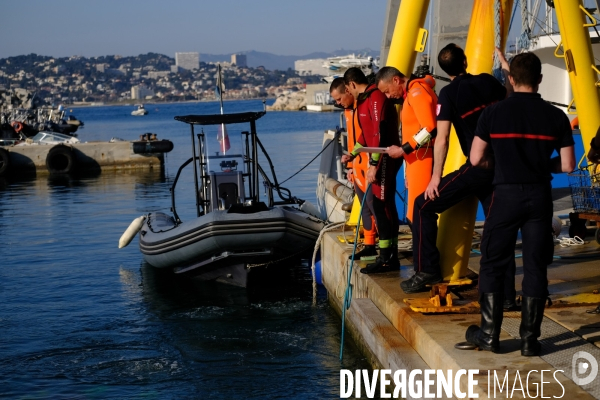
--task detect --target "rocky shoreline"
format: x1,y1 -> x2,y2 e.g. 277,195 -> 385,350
266,91 -> 307,111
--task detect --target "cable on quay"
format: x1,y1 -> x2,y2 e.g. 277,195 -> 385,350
339,183 -> 371,363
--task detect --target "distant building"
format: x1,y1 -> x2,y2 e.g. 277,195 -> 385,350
294,59 -> 328,76
148,71 -> 170,79
175,52 -> 200,70
231,54 -> 247,68
170,65 -> 180,73
131,85 -> 154,100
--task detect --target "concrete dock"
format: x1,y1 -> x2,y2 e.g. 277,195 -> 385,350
1,140 -> 169,176
321,222 -> 600,398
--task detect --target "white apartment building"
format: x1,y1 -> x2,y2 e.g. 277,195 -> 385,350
294,59 -> 328,76
231,54 -> 247,67
131,85 -> 155,100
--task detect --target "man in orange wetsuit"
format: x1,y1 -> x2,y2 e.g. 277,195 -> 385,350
375,66 -> 437,226
341,68 -> 402,273
329,78 -> 378,259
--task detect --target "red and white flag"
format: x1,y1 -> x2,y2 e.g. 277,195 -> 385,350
217,124 -> 230,154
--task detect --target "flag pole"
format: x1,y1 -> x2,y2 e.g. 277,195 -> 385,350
217,64 -> 227,155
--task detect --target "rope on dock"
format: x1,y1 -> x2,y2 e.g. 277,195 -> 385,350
311,221 -> 346,306
556,235 -> 585,247
339,183 -> 370,363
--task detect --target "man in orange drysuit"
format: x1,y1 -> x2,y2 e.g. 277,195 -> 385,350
341,68 -> 402,274
375,66 -> 437,225
329,77 -> 378,259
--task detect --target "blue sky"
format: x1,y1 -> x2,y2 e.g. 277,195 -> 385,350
0,0 -> 388,58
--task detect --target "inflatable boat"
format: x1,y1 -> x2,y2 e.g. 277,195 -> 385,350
121,110 -> 325,287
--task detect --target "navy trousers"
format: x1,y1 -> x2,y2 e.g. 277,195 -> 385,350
478,183 -> 554,298
412,162 -> 516,298
412,162 -> 495,273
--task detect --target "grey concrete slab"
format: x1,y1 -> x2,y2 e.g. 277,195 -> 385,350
321,231 -> 594,398
4,141 -> 164,175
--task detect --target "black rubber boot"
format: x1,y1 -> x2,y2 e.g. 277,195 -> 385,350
464,293 -> 504,353
349,245 -> 377,260
360,247 -> 398,274
400,271 -> 442,293
390,246 -> 400,267
520,296 -> 545,356
503,294 -> 518,310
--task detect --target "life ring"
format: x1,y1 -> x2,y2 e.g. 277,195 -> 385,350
0,148 -> 10,176
46,145 -> 75,174
570,116 -> 579,130
10,121 -> 23,133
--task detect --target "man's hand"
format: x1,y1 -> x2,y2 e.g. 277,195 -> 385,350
346,168 -> 354,182
495,47 -> 510,72
424,175 -> 441,200
341,154 -> 353,163
367,165 -> 378,184
386,145 -> 405,159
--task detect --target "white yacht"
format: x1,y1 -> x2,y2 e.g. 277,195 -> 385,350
131,104 -> 148,116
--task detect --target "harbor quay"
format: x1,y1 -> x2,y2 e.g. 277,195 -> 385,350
2,141 -> 166,176
320,223 -> 600,399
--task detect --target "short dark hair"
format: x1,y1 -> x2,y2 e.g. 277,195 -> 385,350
438,43 -> 467,76
375,66 -> 405,85
509,52 -> 541,88
343,67 -> 368,85
329,77 -> 346,94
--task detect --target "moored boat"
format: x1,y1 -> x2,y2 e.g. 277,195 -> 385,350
121,110 -> 325,287
131,104 -> 148,116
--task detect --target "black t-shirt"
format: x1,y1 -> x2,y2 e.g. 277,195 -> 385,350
474,92 -> 574,185
437,73 -> 506,156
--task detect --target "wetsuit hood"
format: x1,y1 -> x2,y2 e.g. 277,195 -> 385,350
407,75 -> 436,92
357,83 -> 378,102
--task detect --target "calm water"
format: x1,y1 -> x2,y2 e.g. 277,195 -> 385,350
0,100 -> 372,399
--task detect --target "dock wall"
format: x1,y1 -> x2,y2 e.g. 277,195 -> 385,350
3,141 -> 164,175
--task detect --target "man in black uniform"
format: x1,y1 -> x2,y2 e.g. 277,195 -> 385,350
462,52 -> 575,356
401,44 -> 516,301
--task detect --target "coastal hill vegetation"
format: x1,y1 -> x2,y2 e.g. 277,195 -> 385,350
0,52 -> 330,105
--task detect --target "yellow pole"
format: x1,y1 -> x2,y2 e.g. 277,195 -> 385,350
552,0 -> 582,119
437,0 -> 513,281
553,0 -> 600,155
386,0 -> 431,74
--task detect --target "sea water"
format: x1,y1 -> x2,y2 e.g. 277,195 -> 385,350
0,100 -> 372,399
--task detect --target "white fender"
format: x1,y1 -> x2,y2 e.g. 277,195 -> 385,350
299,200 -> 323,220
118,215 -> 146,249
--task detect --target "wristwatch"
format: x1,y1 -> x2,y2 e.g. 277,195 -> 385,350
591,137 -> 600,151
401,142 -> 414,155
